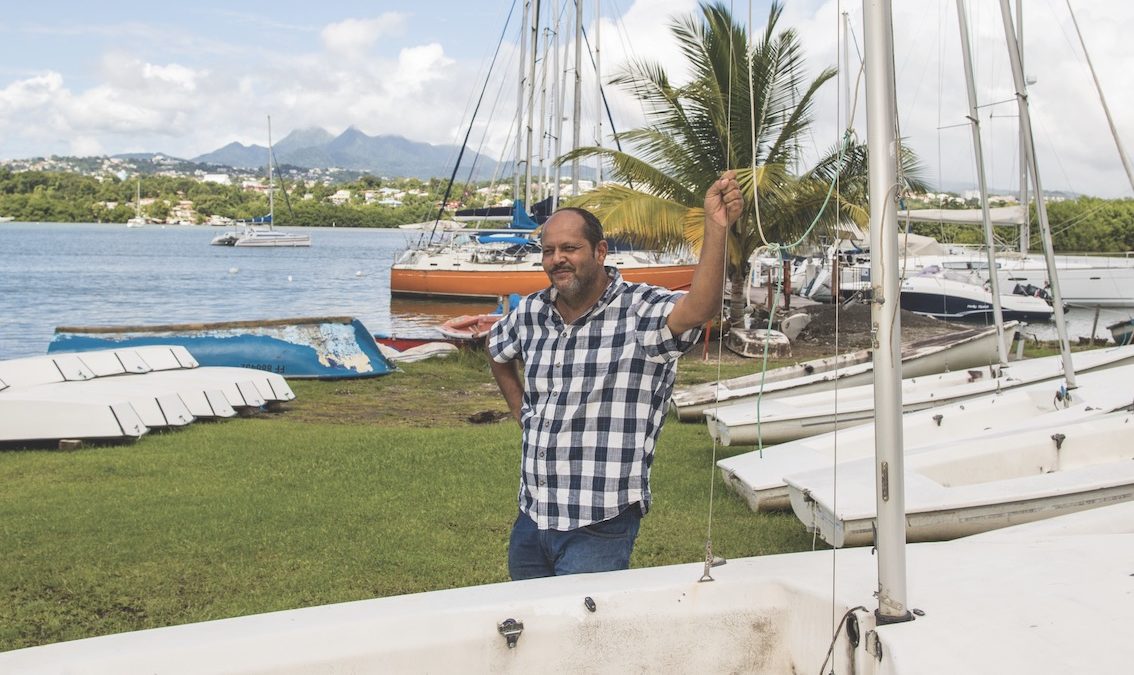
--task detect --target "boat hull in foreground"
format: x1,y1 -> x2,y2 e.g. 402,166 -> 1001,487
2,504 -> 1132,673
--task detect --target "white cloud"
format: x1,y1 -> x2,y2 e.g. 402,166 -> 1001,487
1,1 -> 1130,199
320,14 -> 408,58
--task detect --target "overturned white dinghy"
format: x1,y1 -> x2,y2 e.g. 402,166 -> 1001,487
0,397 -> 147,444
2,502 -> 1133,673
673,322 -> 1017,421
0,345 -> 295,445
126,345 -> 297,406
706,344 -> 1134,445
5,382 -> 195,429
786,409 -> 1134,548
717,362 -> 1134,512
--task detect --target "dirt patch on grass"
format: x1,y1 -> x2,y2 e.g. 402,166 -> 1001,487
283,356 -> 512,427
791,302 -> 966,353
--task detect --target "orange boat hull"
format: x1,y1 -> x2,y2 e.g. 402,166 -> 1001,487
390,265 -> 696,299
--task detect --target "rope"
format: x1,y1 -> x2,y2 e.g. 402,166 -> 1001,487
701,0 -> 739,584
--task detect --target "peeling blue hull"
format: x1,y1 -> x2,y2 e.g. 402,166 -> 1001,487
49,317 -> 396,380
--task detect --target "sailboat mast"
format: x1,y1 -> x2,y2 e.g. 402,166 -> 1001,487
524,0 -> 541,208
1016,0 -> 1030,253
571,0 -> 583,193
998,0 -> 1077,389
552,7 -> 564,210
863,0 -> 912,625
514,0 -> 531,202
267,115 -> 274,229
593,0 -> 602,187
956,0 -> 1010,366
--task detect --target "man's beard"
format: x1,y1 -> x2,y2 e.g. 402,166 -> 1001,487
551,265 -> 590,303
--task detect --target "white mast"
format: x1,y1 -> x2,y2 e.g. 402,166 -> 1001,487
863,0 -> 912,625
267,115 -> 274,230
571,0 -> 583,193
537,10 -> 550,203
513,0 -> 531,203
1016,0 -> 1030,253
593,0 -> 603,187
956,0 -> 1010,366
999,0 -> 1076,389
843,12 -> 852,129
524,1 -> 541,209
552,6 -> 564,210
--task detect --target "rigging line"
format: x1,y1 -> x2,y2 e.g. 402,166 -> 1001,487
702,0 -> 740,584
462,45 -> 521,207
829,0 -> 844,629
575,19 -> 634,191
437,3 -> 520,193
428,0 -> 520,243
605,0 -> 651,125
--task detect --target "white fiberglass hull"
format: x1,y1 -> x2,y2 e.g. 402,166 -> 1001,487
3,504 -> 1133,674
705,345 -> 1134,446
899,274 -> 1054,322
232,228 -> 311,247
787,410 -> 1134,547
717,362 -> 1134,513
673,322 -> 1017,422
0,399 -> 147,443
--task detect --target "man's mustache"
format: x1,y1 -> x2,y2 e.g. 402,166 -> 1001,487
551,265 -> 575,273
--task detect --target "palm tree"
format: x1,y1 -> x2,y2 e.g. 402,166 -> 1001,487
563,1 -> 926,318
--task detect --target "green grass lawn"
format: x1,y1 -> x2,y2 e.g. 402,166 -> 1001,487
0,350 -> 814,652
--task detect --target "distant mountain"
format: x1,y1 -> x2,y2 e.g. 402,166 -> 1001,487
192,127 -> 499,180
193,142 -> 268,170
273,127 -> 334,157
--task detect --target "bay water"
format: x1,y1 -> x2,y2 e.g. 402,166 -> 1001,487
0,222 -> 500,360
1,222 -> 1129,361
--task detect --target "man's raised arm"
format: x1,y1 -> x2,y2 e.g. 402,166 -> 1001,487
667,170 -> 744,335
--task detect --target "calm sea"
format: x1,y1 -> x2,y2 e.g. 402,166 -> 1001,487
0,222 -> 503,360
1,222 -> 1129,360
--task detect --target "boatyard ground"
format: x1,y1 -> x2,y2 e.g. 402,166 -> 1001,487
0,335 -> 1081,652
0,349 -> 799,652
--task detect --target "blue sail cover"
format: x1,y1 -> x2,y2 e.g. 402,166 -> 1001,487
477,234 -> 534,246
509,200 -> 539,230
249,214 -> 272,224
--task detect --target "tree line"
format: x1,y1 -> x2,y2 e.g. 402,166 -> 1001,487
905,197 -> 1134,254
0,169 -> 480,228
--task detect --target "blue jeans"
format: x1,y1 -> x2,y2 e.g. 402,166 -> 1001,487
508,506 -> 642,581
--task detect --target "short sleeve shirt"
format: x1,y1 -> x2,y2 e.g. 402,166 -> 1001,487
487,267 -> 703,531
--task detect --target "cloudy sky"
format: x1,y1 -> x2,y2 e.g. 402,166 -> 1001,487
1,0 -> 1130,197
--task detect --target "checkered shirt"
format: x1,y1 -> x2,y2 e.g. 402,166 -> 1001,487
487,267 -> 702,531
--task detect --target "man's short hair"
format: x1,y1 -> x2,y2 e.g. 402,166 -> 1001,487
553,207 -> 604,249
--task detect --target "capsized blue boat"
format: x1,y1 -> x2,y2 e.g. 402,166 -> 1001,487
49,317 -> 397,380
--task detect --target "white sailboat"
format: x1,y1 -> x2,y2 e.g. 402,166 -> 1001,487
674,321 -> 1018,422
718,359 -> 1134,513
211,117 -> 311,248
125,180 -> 146,227
704,344 -> 1134,446
788,408 -> 1134,547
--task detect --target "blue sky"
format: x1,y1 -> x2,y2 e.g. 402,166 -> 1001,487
1,1 -> 1131,197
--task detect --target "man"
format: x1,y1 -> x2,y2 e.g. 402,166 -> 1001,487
487,171 -> 743,580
